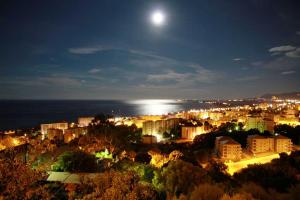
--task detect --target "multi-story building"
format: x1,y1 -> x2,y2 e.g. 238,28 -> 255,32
47,128 -> 64,141
247,135 -> 274,155
142,135 -> 157,144
262,118 -> 275,133
64,127 -> 87,143
209,111 -> 224,121
181,126 -> 205,140
245,116 -> 274,133
142,118 -> 180,135
274,109 -> 300,126
78,117 -> 94,127
41,122 -> 68,139
215,136 -> 242,161
247,134 -> 292,155
274,135 -> 292,153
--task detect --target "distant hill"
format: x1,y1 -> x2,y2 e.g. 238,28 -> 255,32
260,92 -> 300,100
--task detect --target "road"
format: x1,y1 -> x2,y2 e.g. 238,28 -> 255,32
225,153 -> 283,175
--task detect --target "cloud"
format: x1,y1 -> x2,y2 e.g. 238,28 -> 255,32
270,52 -> 282,56
126,50 -> 223,86
281,70 -> 296,75
252,61 -> 264,66
236,76 -> 260,82
69,46 -> 109,54
146,66 -> 220,88
67,45 -> 224,89
285,48 -> 300,58
37,75 -> 84,87
269,45 -> 296,52
258,56 -> 300,70
34,64 -> 60,68
233,58 -> 243,61
297,31 -> 300,35
0,75 -> 84,88
88,68 -> 101,74
147,70 -> 188,82
261,45 -> 300,70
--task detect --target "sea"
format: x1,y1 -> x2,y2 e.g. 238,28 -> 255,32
0,99 -> 250,131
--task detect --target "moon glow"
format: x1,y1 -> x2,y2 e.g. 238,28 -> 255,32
151,11 -> 165,26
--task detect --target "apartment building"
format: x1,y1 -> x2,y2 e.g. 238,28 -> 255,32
215,136 -> 242,161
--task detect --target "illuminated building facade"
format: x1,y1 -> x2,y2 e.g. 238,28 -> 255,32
215,136 -> 242,161
274,108 -> 299,126
142,135 -> 157,144
41,122 -> 68,139
47,128 -> 64,141
209,111 -> 224,121
274,135 -> 292,153
181,126 -> 205,140
245,116 -> 274,133
64,127 -> 87,143
142,118 -> 179,135
247,134 -> 292,155
78,117 -> 94,127
247,135 -> 275,155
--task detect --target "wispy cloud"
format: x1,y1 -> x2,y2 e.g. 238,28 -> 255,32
128,51 -> 222,86
69,46 -> 110,54
259,45 -> 300,70
270,52 -> 282,56
281,70 -> 296,75
236,76 -> 260,82
88,68 -> 101,74
285,48 -> 300,58
260,56 -> 300,70
67,44 -> 224,89
38,75 -> 84,86
147,70 -> 188,82
0,75 -> 84,88
34,64 -> 60,68
233,58 -> 243,61
269,45 -> 296,52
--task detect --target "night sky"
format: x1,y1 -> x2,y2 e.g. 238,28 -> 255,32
0,0 -> 300,100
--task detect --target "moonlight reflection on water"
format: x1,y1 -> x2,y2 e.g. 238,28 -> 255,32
127,99 -> 182,115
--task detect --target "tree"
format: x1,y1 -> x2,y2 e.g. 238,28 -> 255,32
275,125 -> 300,145
240,182 -> 272,200
169,125 -> 181,140
162,160 -> 208,197
52,151 -> 98,172
135,152 -> 152,164
168,150 -> 183,161
205,160 -> 230,183
190,183 -> 224,200
221,193 -> 255,200
193,133 -> 215,149
93,113 -> 112,124
0,158 -> 51,200
116,160 -> 155,183
74,171 -> 157,200
234,162 -> 298,192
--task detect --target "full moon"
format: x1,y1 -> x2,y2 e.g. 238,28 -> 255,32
151,11 -> 165,26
